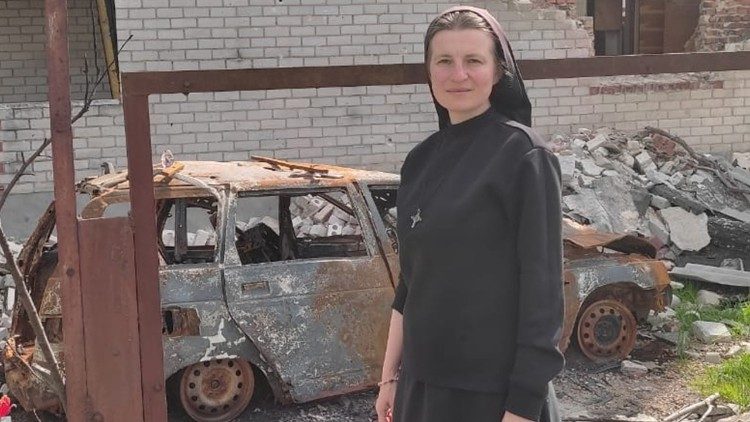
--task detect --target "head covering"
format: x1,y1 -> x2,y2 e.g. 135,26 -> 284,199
425,6 -> 532,129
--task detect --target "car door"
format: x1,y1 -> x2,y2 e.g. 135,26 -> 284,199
222,185 -> 394,402
358,183 -> 400,285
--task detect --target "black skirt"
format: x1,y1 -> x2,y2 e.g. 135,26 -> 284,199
392,372 -> 560,422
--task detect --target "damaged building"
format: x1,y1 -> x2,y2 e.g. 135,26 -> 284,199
0,0 -> 749,237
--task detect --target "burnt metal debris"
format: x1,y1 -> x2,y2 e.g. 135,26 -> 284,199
1,156 -> 671,418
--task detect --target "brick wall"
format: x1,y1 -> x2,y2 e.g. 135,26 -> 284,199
0,0 -> 111,103
687,0 -> 750,51
2,0 -> 748,196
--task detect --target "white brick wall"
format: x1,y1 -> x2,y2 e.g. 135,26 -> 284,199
2,0 -> 748,195
0,0 -> 111,103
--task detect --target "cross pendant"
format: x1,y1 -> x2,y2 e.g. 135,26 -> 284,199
410,208 -> 422,228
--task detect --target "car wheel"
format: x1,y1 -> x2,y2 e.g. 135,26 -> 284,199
576,299 -> 637,362
179,358 -> 255,421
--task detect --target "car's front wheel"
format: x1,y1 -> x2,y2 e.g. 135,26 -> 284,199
179,358 -> 255,421
576,299 -> 637,362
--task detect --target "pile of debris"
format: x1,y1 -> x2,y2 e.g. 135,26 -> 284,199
290,194 -> 363,238
554,126 -> 750,280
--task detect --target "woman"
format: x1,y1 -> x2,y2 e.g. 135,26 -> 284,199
375,6 -> 565,422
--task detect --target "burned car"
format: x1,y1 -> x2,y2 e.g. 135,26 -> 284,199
5,157 -> 670,421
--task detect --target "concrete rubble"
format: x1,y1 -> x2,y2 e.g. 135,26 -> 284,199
556,127 -> 750,260
692,321 -> 732,344
620,359 -> 649,377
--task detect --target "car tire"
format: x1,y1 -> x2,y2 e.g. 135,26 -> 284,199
576,299 -> 637,362
179,358 -> 255,421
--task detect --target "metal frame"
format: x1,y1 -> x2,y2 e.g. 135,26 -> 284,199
59,50 -> 743,421
120,50 -> 750,420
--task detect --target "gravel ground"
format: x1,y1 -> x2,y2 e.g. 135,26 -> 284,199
7,333 -> 745,422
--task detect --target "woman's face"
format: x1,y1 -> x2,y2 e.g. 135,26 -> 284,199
428,28 -> 499,125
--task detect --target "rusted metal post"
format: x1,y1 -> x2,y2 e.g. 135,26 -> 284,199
122,92 -> 168,420
45,0 -> 87,420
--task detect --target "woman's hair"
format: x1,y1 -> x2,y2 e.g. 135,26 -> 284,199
424,10 -> 509,77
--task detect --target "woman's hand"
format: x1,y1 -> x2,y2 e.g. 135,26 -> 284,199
501,411 -> 533,422
375,382 -> 397,422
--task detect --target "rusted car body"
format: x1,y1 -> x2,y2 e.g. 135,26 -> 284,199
5,157 -> 670,420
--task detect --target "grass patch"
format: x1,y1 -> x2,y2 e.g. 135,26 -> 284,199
671,282 -> 750,355
693,353 -> 750,410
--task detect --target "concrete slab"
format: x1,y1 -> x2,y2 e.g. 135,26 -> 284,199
658,207 -> 710,251
670,263 -> 750,288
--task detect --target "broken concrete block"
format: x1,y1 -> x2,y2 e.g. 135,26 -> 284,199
670,281 -> 684,290
292,216 -> 304,230
658,207 -> 710,251
730,167 -> 750,188
668,172 -> 685,187
260,216 -> 280,235
341,225 -> 356,236
645,169 -> 672,186
298,222 -> 313,237
733,152 -> 750,170
635,151 -> 657,174
313,203 -> 335,223
692,321 -> 732,343
557,154 -> 576,185
645,209 -> 665,240
309,224 -> 328,238
586,134 -> 608,152
627,139 -> 644,155
650,195 -> 671,209
577,158 -> 604,177
689,170 -> 711,185
327,224 -> 343,236
618,152 -> 636,169
577,174 -> 594,187
194,229 -> 211,246
332,207 -> 351,222
328,215 -> 346,228
162,230 -> 175,247
671,295 -> 681,308
630,188 -> 652,216
186,232 -> 196,246
592,150 -> 615,170
670,263 -> 750,288
697,290 -> 723,307
724,345 -> 744,358
647,307 -> 676,330
705,352 -> 723,364
563,178 -> 642,234
571,138 -> 587,155
602,170 -> 619,177
620,360 -> 648,376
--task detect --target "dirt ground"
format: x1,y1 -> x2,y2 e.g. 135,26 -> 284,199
8,331 -> 741,422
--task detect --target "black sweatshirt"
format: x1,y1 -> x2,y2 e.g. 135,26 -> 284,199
392,108 -> 565,421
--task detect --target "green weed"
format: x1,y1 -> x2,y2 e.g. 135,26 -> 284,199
693,353 -> 750,410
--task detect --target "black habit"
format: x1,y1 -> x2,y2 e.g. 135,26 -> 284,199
390,6 -> 565,422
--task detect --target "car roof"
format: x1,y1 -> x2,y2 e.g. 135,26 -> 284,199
81,158 -> 400,193
78,158 -> 400,218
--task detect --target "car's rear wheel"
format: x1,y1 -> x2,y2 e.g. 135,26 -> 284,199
179,358 -> 255,421
576,299 -> 637,362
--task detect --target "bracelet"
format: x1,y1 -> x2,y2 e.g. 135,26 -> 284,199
377,375 -> 399,387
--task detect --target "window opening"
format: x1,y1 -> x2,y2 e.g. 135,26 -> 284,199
234,190 -> 367,265
368,187 -> 398,253
158,197 -> 218,265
